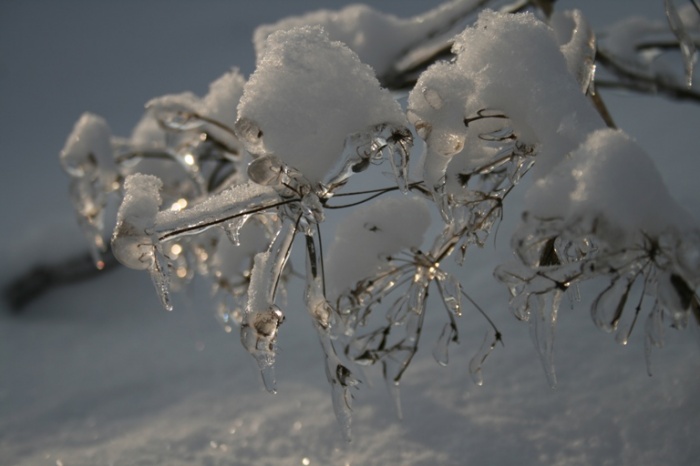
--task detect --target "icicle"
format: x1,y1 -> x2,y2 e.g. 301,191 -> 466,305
223,214 -> 250,246
644,302 -> 666,376
322,336 -> 357,442
388,380 -> 403,421
433,322 -> 458,366
437,272 -> 462,316
242,219 -> 297,392
329,364 -> 355,442
240,304 -> 285,393
407,274 -> 429,316
150,249 -> 173,311
529,290 -> 561,388
665,0 -> 697,88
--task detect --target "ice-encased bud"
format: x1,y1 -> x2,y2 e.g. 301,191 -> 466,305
247,155 -> 284,186
112,174 -> 163,270
234,117 -> 265,153
241,304 -> 285,392
60,113 -> 115,181
657,271 -> 693,328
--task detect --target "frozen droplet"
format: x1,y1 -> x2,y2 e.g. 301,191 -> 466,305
657,272 -> 692,328
469,329 -> 499,386
247,155 -> 284,186
422,87 -> 444,110
590,277 -> 632,332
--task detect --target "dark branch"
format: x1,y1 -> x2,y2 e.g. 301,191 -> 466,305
3,249 -> 120,312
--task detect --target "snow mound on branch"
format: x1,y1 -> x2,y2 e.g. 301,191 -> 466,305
525,128 -> 694,244
236,26 -> 407,185
253,1 -> 485,77
326,195 -> 430,300
408,9 -> 604,190
60,113 -> 115,182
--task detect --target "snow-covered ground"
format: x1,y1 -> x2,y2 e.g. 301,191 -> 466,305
1,1 -> 699,465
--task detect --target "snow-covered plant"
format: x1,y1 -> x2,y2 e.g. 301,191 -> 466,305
58,0 -> 700,440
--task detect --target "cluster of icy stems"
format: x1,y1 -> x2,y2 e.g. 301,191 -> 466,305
60,1 -> 700,440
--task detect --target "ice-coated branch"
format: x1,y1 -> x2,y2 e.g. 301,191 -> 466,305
47,0 -> 700,440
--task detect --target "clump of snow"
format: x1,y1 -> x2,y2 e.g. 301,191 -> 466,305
524,128 -> 694,245
408,10 -> 605,192
253,1 -> 485,78
60,112 -> 116,183
112,173 -> 163,270
236,25 -> 407,185
326,195 -> 430,299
